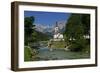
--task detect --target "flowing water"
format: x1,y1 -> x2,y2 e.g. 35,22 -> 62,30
35,47 -> 90,61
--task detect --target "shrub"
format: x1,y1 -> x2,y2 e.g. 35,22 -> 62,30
24,46 -> 38,61
68,38 -> 89,52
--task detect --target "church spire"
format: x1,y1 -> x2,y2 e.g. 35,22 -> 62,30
56,21 -> 58,27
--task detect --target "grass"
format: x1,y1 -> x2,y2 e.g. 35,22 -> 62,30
24,46 -> 39,61
51,41 -> 66,49
24,46 -> 32,61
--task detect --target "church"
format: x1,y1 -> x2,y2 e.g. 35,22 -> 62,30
53,22 -> 64,41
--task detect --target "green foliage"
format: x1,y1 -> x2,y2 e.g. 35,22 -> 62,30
24,16 -> 36,45
50,41 -> 66,49
31,31 -> 38,42
81,14 -> 90,35
24,16 -> 50,47
25,16 -> 35,36
64,14 -> 90,52
65,14 -> 83,39
24,46 -> 32,61
24,46 -> 38,61
35,31 -> 50,41
69,38 -> 88,52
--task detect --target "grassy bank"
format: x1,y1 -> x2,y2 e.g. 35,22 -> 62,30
24,46 -> 32,61
50,41 -> 66,49
24,46 -> 38,61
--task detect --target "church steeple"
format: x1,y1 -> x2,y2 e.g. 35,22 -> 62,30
53,21 -> 64,41
54,21 -> 59,34
56,21 -> 58,27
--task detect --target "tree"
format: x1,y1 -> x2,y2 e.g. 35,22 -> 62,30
64,14 -> 90,52
64,14 -> 84,41
81,14 -> 90,35
24,16 -> 36,45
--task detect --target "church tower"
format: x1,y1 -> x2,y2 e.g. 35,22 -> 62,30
53,22 -> 64,41
54,22 -> 59,34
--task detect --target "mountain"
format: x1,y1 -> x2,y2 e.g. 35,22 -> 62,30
34,20 -> 67,36
56,21 -> 66,30
35,24 -> 47,33
53,21 -> 67,33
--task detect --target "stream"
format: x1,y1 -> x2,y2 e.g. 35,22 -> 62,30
35,47 -> 90,61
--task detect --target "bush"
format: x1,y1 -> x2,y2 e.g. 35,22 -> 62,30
68,38 -> 89,52
24,46 -> 38,61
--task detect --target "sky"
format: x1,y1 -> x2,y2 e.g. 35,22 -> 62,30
24,11 -> 71,27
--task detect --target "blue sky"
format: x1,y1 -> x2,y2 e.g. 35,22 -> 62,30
24,11 -> 71,27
